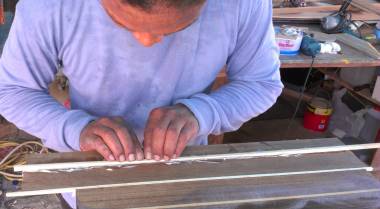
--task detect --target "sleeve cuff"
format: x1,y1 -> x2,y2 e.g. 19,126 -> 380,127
63,110 -> 97,151
175,94 -> 216,137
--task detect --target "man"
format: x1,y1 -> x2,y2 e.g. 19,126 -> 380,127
1,0 -> 281,193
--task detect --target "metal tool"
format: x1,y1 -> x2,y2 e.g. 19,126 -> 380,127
321,0 -> 353,34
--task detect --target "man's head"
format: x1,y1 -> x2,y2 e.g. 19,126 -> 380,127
102,0 -> 206,47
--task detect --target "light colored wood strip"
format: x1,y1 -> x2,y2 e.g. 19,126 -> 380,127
26,138 -> 342,164
6,167 -> 373,197
15,142 -> 380,172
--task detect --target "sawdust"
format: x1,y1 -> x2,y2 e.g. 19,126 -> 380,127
1,195 -> 63,209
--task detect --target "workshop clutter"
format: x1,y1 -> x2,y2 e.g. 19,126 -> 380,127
304,97 -> 333,132
275,26 -> 304,55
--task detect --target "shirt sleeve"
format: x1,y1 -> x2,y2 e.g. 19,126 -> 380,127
0,1 -> 96,152
176,0 -> 283,137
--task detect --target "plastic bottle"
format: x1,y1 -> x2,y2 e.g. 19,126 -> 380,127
359,107 -> 380,143
376,22 -> 380,40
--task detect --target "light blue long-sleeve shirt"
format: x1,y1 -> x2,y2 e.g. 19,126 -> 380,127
0,0 -> 283,153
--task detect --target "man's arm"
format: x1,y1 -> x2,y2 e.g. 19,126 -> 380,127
0,1 -> 143,161
0,1 -> 97,152
176,0 -> 283,137
143,0 -> 283,160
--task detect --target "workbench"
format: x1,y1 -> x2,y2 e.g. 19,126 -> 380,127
280,43 -> 380,68
7,138 -> 380,209
277,22 -> 380,69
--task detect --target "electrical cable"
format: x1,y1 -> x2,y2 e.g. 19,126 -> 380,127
0,140 -> 48,181
285,57 -> 315,137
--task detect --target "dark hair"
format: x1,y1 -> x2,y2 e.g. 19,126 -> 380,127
122,0 -> 205,11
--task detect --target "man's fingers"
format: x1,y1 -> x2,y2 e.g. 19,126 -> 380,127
92,136 -> 114,161
144,111 -> 159,160
175,122 -> 197,157
93,125 -> 124,161
143,132 -> 153,160
151,117 -> 171,160
164,120 -> 186,160
133,138 -> 144,160
102,119 -> 137,161
145,108 -> 170,161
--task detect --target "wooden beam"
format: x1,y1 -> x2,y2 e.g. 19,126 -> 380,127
14,142 -> 380,173
318,69 -> 380,106
282,88 -> 313,102
273,5 -> 380,22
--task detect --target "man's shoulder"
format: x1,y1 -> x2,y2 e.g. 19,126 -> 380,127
16,0 -> 89,18
17,0 -> 63,12
213,0 -> 256,10
209,0 -> 263,18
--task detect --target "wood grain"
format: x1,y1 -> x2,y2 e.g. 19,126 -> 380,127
11,150 -> 369,196
334,33 -> 380,60
351,0 -> 380,16
77,171 -> 380,209
12,139 -> 380,208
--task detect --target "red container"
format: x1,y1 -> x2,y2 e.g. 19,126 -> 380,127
375,106 -> 380,143
303,98 -> 333,132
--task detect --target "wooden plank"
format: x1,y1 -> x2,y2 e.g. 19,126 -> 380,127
273,10 -> 380,22
334,33 -> 380,60
8,150 -> 371,197
77,171 -> 380,209
15,142 -> 380,173
26,151 -> 103,165
282,88 -> 313,102
274,5 -> 344,15
351,0 -> 380,16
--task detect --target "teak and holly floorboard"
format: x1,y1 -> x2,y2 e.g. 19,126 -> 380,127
20,151 -> 369,195
77,171 -> 380,209
12,138 -> 380,208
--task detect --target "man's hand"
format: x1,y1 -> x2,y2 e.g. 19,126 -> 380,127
144,104 -> 199,161
80,117 -> 144,161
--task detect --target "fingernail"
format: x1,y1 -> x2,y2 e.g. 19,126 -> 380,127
137,152 -> 144,161
128,154 -> 136,161
145,152 -> 152,160
109,155 -> 115,161
172,154 -> 177,159
154,155 -> 161,161
119,155 -> 126,162
164,155 -> 170,161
